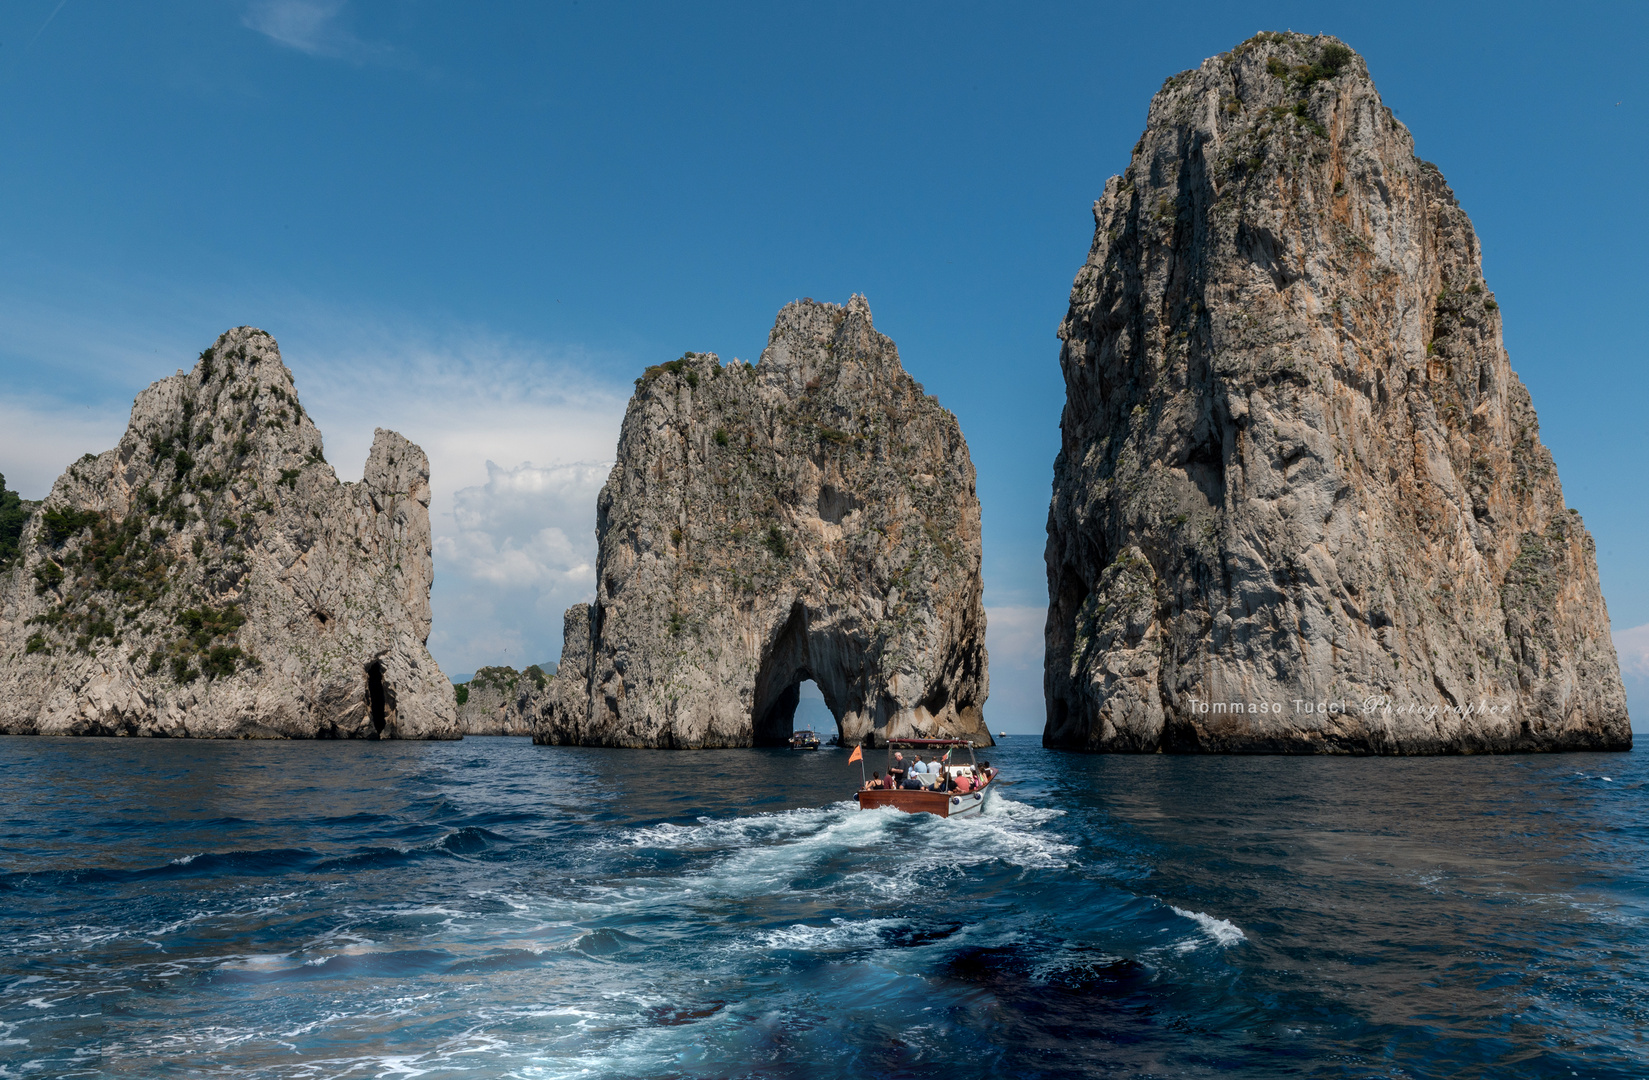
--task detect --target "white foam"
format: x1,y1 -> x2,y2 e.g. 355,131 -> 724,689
1169,905 -> 1247,950
755,918 -> 906,952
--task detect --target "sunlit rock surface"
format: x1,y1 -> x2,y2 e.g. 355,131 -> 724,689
537,297 -> 991,748
0,327 -> 459,738
1044,34 -> 1629,753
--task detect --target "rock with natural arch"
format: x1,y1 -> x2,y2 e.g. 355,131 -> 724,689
536,296 -> 991,748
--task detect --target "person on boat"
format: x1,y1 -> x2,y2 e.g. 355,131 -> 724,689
888,753 -> 907,785
864,771 -> 882,791
979,761 -> 996,783
900,768 -> 925,790
953,770 -> 976,793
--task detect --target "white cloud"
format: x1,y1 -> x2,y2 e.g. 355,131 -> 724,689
242,0 -> 392,63
275,322 -> 629,675
1611,622 -> 1649,734
0,396 -> 131,500
0,289 -> 633,680
985,604 -> 1045,734
430,460 -> 613,674
1612,622 -> 1649,679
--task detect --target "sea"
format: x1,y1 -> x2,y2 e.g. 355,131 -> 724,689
1,736 -> 1644,1079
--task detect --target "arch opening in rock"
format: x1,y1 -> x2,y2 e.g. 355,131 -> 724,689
366,659 -> 388,735
753,676 -> 842,746
753,678 -> 803,747
750,605 -> 847,746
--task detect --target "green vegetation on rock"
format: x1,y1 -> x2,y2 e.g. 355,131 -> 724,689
0,474 -> 35,572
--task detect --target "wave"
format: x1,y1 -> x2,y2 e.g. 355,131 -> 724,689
0,847 -> 319,892
756,917 -> 909,952
1168,905 -> 1247,950
621,794 -> 1073,883
0,826 -> 514,897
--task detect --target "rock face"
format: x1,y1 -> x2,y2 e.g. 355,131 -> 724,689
1044,34 -> 1629,753
457,665 -> 548,736
0,327 -> 460,739
536,297 -> 990,748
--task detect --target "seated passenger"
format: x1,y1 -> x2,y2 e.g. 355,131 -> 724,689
880,771 -> 896,789
954,771 -> 975,793
900,771 -> 925,790
864,771 -> 882,791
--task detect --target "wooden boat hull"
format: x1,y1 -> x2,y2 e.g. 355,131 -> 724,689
854,783 -> 993,818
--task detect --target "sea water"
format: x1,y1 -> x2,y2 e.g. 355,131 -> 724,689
0,737 -> 1643,1078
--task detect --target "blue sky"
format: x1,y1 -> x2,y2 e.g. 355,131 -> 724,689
1,1 -> 1645,734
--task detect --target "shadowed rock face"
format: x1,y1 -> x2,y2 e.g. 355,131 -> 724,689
536,296 -> 991,748
0,327 -> 459,739
1045,33 -> 1629,753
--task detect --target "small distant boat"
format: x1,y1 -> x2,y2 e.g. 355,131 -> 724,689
997,730 -> 1007,737
788,728 -> 821,750
854,738 -> 996,818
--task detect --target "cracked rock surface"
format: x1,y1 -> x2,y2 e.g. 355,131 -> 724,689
0,327 -> 459,739
537,296 -> 991,748
1044,34 -> 1629,753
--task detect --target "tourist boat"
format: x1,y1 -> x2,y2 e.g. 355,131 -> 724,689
788,728 -> 821,750
853,738 -> 996,818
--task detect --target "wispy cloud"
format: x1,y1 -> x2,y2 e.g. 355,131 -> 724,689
1605,624 -> 1648,734
0,285 -> 632,679
1612,622 -> 1649,679
242,0 -> 392,63
265,317 -> 629,673
0,395 -> 130,499
28,0 -> 71,49
984,604 -> 1045,733
431,460 -> 613,673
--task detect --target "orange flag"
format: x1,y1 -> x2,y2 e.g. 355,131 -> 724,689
848,745 -> 863,764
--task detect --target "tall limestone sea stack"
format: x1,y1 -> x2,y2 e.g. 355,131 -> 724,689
537,296 -> 991,748
1044,33 -> 1630,753
0,327 -> 459,738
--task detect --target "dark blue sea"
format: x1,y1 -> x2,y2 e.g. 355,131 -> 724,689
1,737 -> 1644,1078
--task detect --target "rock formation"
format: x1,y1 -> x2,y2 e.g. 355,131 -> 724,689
456,664 -> 548,736
536,296 -> 990,748
1044,33 -> 1629,753
0,327 -> 460,739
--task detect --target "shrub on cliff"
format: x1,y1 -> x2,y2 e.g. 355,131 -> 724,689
0,474 -> 33,571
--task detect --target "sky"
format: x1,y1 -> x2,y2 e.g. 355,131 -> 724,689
0,1 -> 1645,734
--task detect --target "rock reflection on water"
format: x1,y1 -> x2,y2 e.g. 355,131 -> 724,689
0,737 -> 1643,1078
